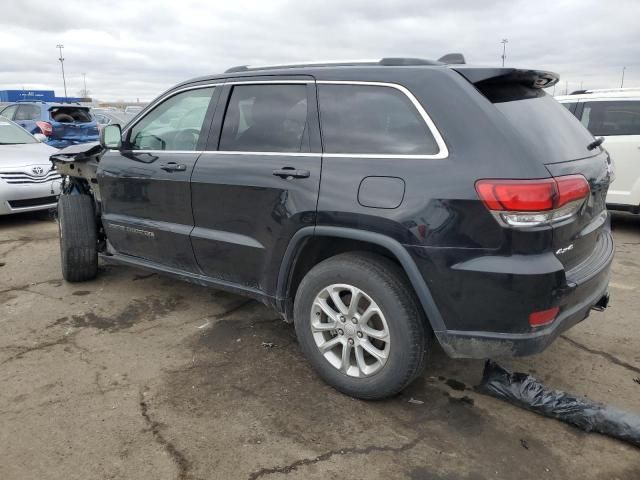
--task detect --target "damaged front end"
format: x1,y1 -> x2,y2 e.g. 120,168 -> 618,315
49,142 -> 105,200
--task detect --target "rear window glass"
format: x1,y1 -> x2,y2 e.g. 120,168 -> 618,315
581,101 -> 640,136
491,92 -> 595,162
49,107 -> 93,123
318,84 -> 439,155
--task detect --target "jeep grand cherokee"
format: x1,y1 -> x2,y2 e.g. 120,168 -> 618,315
50,56 -> 613,399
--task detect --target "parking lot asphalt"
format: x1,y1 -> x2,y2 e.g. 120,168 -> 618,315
1,212 -> 639,480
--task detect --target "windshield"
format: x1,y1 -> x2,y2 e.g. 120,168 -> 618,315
0,117 -> 37,145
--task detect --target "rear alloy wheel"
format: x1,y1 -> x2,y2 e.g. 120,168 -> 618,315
294,252 -> 430,399
311,284 -> 390,377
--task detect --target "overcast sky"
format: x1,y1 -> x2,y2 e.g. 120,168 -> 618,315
1,0 -> 638,102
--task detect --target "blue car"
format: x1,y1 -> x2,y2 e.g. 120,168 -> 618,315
0,101 -> 99,149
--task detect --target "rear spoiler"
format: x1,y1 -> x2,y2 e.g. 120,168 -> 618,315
451,66 -> 559,89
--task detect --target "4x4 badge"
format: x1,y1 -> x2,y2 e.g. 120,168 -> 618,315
556,244 -> 574,255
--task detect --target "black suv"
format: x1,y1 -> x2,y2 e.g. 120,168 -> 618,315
51,57 -> 613,399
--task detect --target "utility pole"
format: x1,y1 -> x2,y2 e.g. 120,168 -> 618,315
621,66 -> 626,88
56,44 -> 68,100
501,39 -> 508,67
82,73 -> 88,98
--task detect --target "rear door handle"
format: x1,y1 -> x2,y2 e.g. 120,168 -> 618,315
272,167 -> 310,179
160,162 -> 187,172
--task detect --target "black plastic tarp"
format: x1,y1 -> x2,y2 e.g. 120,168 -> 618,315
478,360 -> 640,448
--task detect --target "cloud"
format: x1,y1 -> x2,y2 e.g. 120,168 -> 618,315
0,0 -> 638,101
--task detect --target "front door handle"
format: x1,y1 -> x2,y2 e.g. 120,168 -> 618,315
160,162 -> 187,172
272,167 -> 310,179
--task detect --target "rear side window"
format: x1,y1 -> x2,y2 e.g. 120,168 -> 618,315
318,84 -> 438,155
49,107 -> 93,123
581,101 -> 640,136
15,104 -> 41,121
219,84 -> 309,152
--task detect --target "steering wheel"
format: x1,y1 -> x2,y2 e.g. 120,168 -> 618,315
174,129 -> 200,150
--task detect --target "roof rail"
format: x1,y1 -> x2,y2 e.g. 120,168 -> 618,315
224,57 -> 443,73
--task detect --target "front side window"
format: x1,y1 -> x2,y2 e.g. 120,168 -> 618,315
128,87 -> 215,151
581,101 -> 640,136
318,84 -> 439,155
219,84 -> 309,152
15,104 -> 41,121
0,105 -> 19,120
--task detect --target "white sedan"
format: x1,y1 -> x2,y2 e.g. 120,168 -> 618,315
0,117 -> 61,215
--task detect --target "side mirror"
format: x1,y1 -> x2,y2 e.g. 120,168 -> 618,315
33,133 -> 47,143
100,124 -> 122,149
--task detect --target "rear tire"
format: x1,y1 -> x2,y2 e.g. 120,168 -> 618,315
58,194 -> 98,282
294,252 -> 430,400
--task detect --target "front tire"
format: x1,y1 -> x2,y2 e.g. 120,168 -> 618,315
294,252 -> 430,399
58,194 -> 98,282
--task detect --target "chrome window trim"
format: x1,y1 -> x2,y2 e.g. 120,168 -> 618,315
316,80 -> 448,160
120,79 -> 449,159
202,151 -> 319,157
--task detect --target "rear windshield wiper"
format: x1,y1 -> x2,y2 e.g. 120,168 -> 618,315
587,136 -> 605,151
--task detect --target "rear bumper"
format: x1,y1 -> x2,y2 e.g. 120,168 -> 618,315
46,137 -> 98,149
435,282 -> 610,358
410,229 -> 614,358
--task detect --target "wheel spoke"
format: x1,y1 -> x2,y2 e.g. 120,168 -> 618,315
360,304 -> 380,323
361,340 -> 387,363
355,345 -> 367,375
361,325 -> 389,342
314,298 -> 339,322
318,336 -> 342,353
347,288 -> 363,316
311,320 -> 337,332
340,341 -> 352,373
328,287 -> 349,315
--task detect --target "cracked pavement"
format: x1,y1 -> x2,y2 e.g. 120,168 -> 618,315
1,211 -> 639,480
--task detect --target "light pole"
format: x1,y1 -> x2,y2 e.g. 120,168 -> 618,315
621,66 -> 626,88
501,39 -> 508,67
82,72 -> 87,98
56,44 -> 68,100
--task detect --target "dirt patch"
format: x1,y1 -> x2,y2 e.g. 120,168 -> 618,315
70,295 -> 185,332
72,290 -> 91,296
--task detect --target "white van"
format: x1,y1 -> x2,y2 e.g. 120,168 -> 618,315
557,89 -> 640,213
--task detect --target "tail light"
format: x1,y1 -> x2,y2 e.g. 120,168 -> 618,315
35,121 -> 53,137
529,307 -> 559,327
475,175 -> 590,227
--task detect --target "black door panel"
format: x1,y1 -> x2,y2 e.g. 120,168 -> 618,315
190,79 -> 321,295
190,152 -> 320,290
98,85 -> 219,273
98,151 -> 202,272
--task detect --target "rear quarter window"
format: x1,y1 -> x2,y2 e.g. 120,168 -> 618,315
580,100 -> 640,136
317,84 -> 439,155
